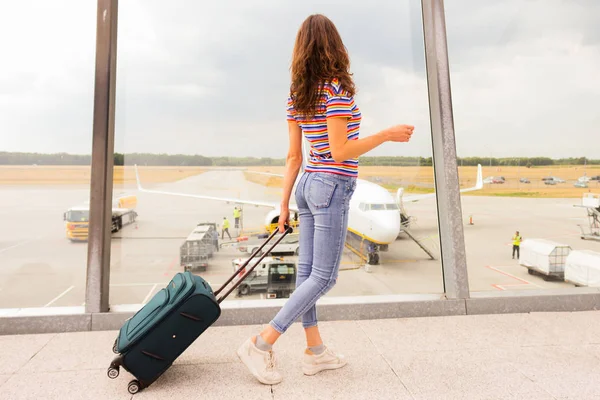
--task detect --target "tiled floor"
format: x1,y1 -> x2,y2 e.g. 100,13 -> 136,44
1,311 -> 599,399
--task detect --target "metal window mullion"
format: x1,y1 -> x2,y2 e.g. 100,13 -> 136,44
421,0 -> 470,299
86,0 -> 119,314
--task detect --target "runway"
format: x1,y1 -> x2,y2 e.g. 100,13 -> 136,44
1,169 -> 599,309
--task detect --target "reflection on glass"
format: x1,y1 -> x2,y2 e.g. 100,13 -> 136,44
110,0 -> 444,308
446,1 -> 600,292
0,2 -> 96,309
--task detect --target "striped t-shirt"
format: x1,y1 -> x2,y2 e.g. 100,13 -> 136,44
286,78 -> 361,177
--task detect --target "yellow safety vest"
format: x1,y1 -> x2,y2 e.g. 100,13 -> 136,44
233,209 -> 240,218
512,235 -> 522,246
223,219 -> 230,229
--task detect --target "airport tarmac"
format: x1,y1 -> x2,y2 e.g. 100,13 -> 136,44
0,169 -> 599,309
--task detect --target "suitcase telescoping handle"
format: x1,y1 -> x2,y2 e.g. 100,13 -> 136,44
215,225 -> 294,303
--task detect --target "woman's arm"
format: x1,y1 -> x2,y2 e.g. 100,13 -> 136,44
278,121 -> 303,232
328,117 -> 414,163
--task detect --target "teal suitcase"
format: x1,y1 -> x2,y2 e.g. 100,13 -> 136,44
106,226 -> 292,394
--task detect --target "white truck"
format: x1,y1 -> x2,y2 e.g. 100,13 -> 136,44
231,256 -> 297,298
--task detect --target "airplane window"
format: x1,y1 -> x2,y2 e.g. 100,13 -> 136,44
363,203 -> 399,211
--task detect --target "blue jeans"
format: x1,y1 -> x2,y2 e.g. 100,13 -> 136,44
270,171 -> 357,334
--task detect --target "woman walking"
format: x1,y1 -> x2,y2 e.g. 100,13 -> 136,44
237,13 -> 414,385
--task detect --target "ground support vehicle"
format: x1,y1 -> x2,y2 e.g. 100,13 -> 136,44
231,256 -> 297,297
64,195 -> 138,241
238,233 -> 300,256
180,224 -> 218,272
574,194 -> 600,241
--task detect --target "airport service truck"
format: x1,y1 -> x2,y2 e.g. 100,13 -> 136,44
231,256 -> 297,298
63,195 -> 138,242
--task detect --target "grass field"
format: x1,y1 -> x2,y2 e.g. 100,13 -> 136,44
244,165 -> 600,198
0,166 -> 206,185
2,164 -> 598,198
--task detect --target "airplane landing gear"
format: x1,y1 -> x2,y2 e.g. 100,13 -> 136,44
367,252 -> 379,265
367,243 -> 380,265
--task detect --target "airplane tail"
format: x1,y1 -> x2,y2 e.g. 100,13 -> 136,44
458,163 -> 483,193
134,164 -> 144,191
475,164 -> 483,189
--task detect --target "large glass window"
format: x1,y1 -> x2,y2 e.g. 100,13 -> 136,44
110,0 -> 446,308
446,1 -> 600,292
0,1 -> 96,309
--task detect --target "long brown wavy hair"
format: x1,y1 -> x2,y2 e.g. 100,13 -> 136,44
290,14 -> 356,119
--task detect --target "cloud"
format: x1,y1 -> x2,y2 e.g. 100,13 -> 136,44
0,0 -> 598,160
445,0 -> 600,158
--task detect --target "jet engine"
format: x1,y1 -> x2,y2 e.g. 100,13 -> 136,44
263,208 -> 300,228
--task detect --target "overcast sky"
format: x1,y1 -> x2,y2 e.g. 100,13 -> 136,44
0,0 -> 598,159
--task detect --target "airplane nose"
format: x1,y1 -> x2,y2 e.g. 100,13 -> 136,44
373,211 -> 401,243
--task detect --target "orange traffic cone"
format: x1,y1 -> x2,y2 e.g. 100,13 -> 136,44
469,215 -> 474,225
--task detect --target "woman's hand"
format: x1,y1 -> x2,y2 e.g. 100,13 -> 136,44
278,207 -> 290,233
383,125 -> 414,142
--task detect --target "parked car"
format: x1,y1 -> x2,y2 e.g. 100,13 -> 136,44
542,176 -> 565,184
574,181 -> 588,188
520,178 -> 530,184
483,176 -> 505,184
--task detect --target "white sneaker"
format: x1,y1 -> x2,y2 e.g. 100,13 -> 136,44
302,346 -> 347,376
237,337 -> 283,385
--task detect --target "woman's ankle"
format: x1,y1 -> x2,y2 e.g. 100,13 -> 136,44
306,343 -> 325,355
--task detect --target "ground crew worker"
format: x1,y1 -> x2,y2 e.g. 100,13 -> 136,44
222,217 -> 232,240
512,231 -> 523,259
234,207 -> 241,228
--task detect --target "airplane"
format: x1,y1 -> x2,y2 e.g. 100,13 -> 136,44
134,140 -> 483,265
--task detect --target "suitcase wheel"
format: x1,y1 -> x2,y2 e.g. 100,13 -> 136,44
128,380 -> 141,395
112,340 -> 119,354
107,367 -> 119,379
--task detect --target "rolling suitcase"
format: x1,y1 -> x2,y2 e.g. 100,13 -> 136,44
107,225 -> 293,394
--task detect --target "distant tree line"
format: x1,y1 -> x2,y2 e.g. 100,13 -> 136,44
1,152 -> 598,167
456,157 -> 600,168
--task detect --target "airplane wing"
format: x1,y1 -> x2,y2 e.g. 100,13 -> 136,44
402,164 -> 483,203
134,165 -> 299,212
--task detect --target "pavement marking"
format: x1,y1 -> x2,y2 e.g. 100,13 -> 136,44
340,261 -> 363,265
142,284 -> 158,304
163,256 -> 179,277
486,265 -> 542,289
0,236 -> 44,254
492,283 -> 535,291
44,285 -> 75,307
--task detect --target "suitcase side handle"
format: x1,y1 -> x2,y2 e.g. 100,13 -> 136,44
215,225 -> 293,303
